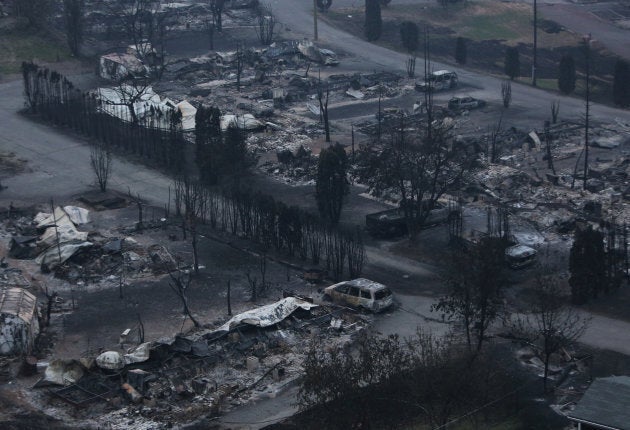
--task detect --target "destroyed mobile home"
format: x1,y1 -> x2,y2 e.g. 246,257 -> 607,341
35,297 -> 368,425
0,288 -> 39,356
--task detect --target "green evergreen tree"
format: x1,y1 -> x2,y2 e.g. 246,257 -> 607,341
316,143 -> 349,225
455,37 -> 467,65
569,225 -> 606,305
613,59 -> 630,107
365,0 -> 382,42
558,54 -> 576,95
400,21 -> 419,52
504,47 -> 520,80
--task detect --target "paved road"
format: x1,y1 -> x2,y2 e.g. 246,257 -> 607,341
0,81 -> 173,207
271,0 -> 630,128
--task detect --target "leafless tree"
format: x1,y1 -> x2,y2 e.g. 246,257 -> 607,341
317,81 -> 331,142
544,120 -> 556,175
174,175 -> 207,275
346,229 -> 366,278
106,0 -> 163,61
551,100 -> 560,124
101,76 -> 153,126
406,56 -> 416,78
210,0 -> 225,32
168,269 -> 201,328
204,18 -> 215,50
357,113 -> 473,241
256,4 -> 276,45
510,272 -> 589,392
433,237 -> 507,352
501,80 -> 512,108
90,141 -> 112,192
236,43 -> 244,92
488,112 -> 503,163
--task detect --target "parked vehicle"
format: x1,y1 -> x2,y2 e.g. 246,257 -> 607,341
448,96 -> 486,111
323,278 -> 394,312
505,244 -> 537,269
415,70 -> 458,92
366,201 -> 458,238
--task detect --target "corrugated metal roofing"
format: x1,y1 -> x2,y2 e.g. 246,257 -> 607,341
0,288 -> 37,324
568,376 -> 630,430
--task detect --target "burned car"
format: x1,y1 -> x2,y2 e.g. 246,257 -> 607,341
366,201 -> 458,238
323,278 -> 393,312
505,244 -> 537,269
448,96 -> 486,111
415,70 -> 458,92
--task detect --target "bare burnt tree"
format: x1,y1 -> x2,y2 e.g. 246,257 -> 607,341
258,253 -> 268,296
406,56 -> 416,78
501,80 -> 512,108
236,43 -> 244,92
346,228 -> 366,278
90,141 -> 113,192
317,0 -> 332,12
256,4 -> 276,45
204,18 -> 215,49
317,81 -> 331,142
544,120 -> 556,175
510,272 -> 589,392
433,237 -> 507,352
103,75 -> 153,126
14,0 -> 52,27
551,100 -> 560,124
246,269 -> 258,302
488,112 -> 503,163
357,113 -> 473,241
210,0 -> 225,32
63,0 -> 84,56
174,175 -> 207,275
109,0 -> 163,61
582,34 -> 592,190
168,269 -> 201,328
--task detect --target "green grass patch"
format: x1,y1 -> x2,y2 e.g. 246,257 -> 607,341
0,28 -> 72,75
459,11 -> 531,41
515,77 -> 559,91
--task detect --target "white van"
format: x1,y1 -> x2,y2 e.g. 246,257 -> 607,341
323,278 -> 394,312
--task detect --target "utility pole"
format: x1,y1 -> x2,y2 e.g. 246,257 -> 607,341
532,0 -> 538,86
583,33 -> 591,191
313,0 -> 318,41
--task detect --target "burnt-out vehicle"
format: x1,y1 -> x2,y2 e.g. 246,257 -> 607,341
323,278 -> 393,312
366,201 -> 458,238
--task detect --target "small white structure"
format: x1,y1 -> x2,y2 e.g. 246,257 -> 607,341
0,288 -> 39,356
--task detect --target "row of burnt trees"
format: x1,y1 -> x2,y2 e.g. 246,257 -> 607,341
569,221 -> 628,305
173,178 -> 366,282
22,62 -> 186,171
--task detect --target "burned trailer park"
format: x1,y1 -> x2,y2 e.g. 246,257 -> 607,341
3,0 -> 630,429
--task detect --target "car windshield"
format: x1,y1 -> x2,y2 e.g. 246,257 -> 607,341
374,289 -> 392,300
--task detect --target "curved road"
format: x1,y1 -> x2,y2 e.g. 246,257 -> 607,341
270,0 -> 630,127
